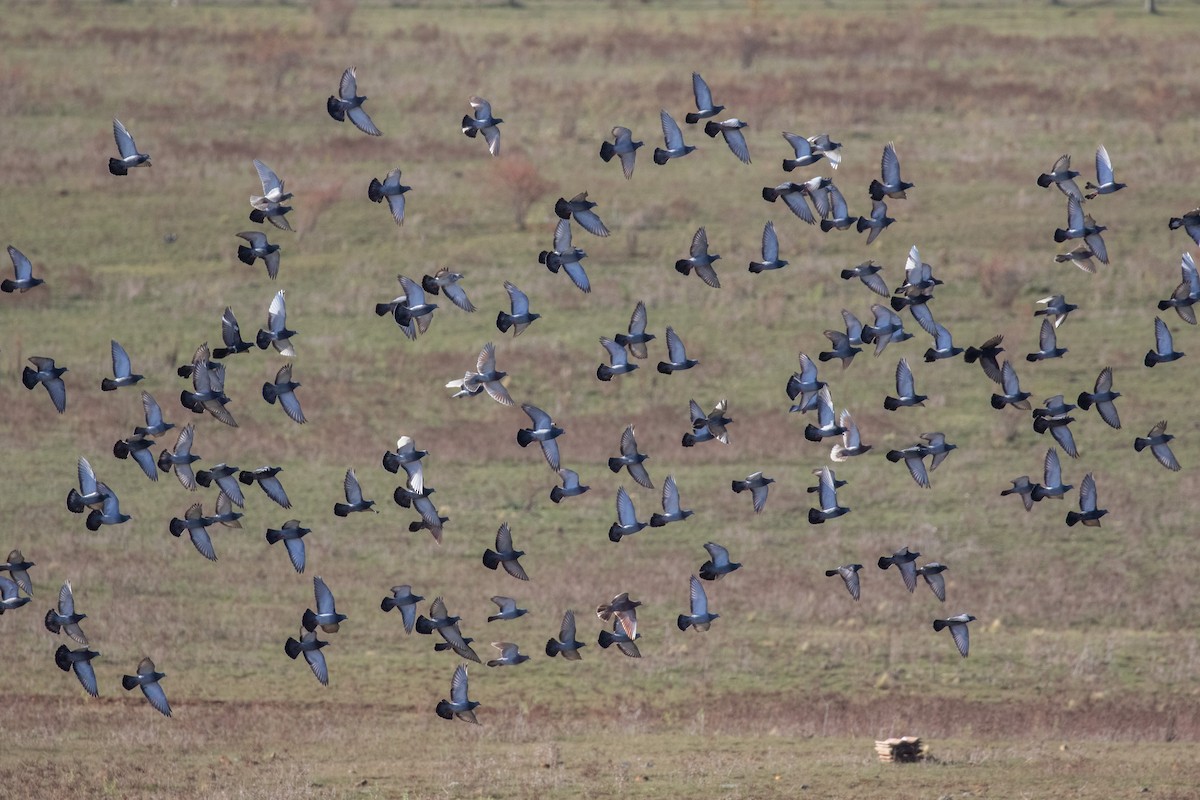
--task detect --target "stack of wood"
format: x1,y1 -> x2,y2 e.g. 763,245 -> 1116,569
874,736 -> 927,763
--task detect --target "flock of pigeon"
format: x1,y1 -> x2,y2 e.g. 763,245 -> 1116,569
6,66 -> 1200,724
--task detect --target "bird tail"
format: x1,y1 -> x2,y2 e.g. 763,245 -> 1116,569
682,432 -> 696,447
856,216 -> 871,233
113,439 -> 130,459
731,480 -> 746,493
885,450 -> 904,463
598,630 -> 615,648
326,96 -> 345,121
284,637 -> 302,659
380,597 -> 398,613
878,557 -> 893,570
932,619 -> 948,632
684,112 -> 701,124
868,180 -> 885,201
677,615 -> 692,631
262,382 -> 278,404
883,397 -> 901,411
990,394 -> 1007,410
652,148 -> 670,165
595,365 -> 613,382
67,489 -> 85,513
54,643 -> 72,671
374,302 -> 395,317
550,486 -> 564,504
1036,173 -> 1055,188
606,458 -> 624,473
46,611 -> 62,635
0,279 -> 16,293
168,517 -> 186,537
649,513 -> 667,528
1168,217 -> 1184,230
1076,392 -> 1093,410
761,186 -> 779,202
703,121 -> 721,137
963,347 -> 980,363
248,208 -> 267,224
748,261 -> 765,273
461,115 -> 477,135
496,312 -> 512,333
108,159 -> 128,176
1032,417 -> 1050,434
545,639 -> 559,657
607,526 -> 624,543
301,609 -> 319,632
807,508 -> 825,525
819,220 -> 835,232
414,615 -> 436,635
1053,228 -> 1069,243
803,424 -> 823,442
890,296 -> 907,312
121,674 -> 139,691
237,245 -> 258,266
85,510 -> 103,531
368,178 -> 384,203
255,329 -> 272,350
435,701 -> 454,720
21,366 -> 39,390
699,563 -> 717,581
333,503 -> 352,517
553,197 -> 573,220
673,260 -> 692,275
657,362 -> 673,374
1133,438 -> 1147,453
1065,512 -> 1081,527
782,159 -> 798,172
599,141 -> 615,162
101,378 -> 119,392
482,549 -> 501,570
516,429 -> 534,447
195,470 -> 213,488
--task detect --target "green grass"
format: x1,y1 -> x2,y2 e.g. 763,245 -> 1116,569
3,0 -> 1200,796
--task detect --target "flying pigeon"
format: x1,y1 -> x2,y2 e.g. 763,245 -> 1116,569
108,117 -> 151,175
326,66 -> 381,136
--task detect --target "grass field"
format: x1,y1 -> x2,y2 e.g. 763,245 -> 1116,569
3,0 -> 1200,797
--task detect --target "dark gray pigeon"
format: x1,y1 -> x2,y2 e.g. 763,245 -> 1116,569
121,657 -> 170,717
545,609 -> 586,660
840,261 -> 888,297
677,575 -> 718,631
157,424 -> 199,490
674,227 -> 720,288
239,465 -> 291,509
1169,209 -> 1200,247
990,361 -> 1032,410
615,301 -> 654,359
262,363 -> 306,424
608,486 -> 646,542
657,326 -> 699,374
1027,318 -> 1067,362
487,595 -> 527,623
653,109 -> 695,164
0,575 -> 28,614
326,66 -> 380,136
482,523 -> 528,581
235,231 -> 281,280
550,467 -> 589,503
381,585 -> 424,632
608,425 -> 651,488
284,629 -> 329,686
113,434 -> 158,482
134,391 -> 173,438
487,641 -> 530,668
22,356 -> 67,413
599,126 -> 642,179
538,219 -> 590,293
496,281 -> 539,336
595,593 -> 640,640
808,466 -> 850,524
2,245 -> 43,293
963,334 -> 1005,385
334,468 -> 376,515
67,456 -> 108,514
196,463 -> 244,507
857,199 -> 894,244
1077,366 -> 1121,429
933,613 -> 975,657
1145,317 -> 1184,367
421,268 -> 476,312
1084,144 -> 1124,199
265,520 -> 308,574
782,131 -> 841,171
1134,420 -> 1180,471
917,563 -> 948,602
55,644 -> 99,697
877,546 -> 920,593
256,290 -> 297,356
731,471 -> 774,513
516,403 -> 563,471
704,118 -> 751,164
748,220 -> 788,273
597,337 -> 637,382
45,580 -> 87,644
212,307 -> 254,359
825,564 -> 863,601
303,576 -> 347,634
1065,472 -> 1107,527
1037,153 -> 1082,200
684,72 -> 723,123
884,357 -> 926,410
699,542 -> 741,581
787,352 -> 826,413
649,474 -> 693,527
168,503 -> 217,561
1031,447 -> 1072,502
369,168 -> 410,225
804,386 -> 845,442
436,664 -> 479,724
85,484 -> 129,531
1001,475 -> 1036,511
1,550 -> 33,596
461,96 -> 502,156
109,117 -> 151,175
869,141 -> 912,200
554,192 -> 609,237
597,619 -> 641,659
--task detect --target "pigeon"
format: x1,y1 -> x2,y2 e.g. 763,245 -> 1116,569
862,304 -> 911,356
1169,208 -> 1200,247
461,96 -> 502,156
597,619 -> 641,659
933,613 -> 975,657
156,424 -> 199,490
237,465 -> 290,509
212,307 -> 254,360
684,72 -> 724,124
614,301 -> 654,359
657,326 -> 699,374
334,468 -> 376,516
22,356 -> 67,413
113,434 -> 158,482
697,542 -> 741,582
830,410 -> 870,462
917,563 -> 948,602
249,160 -> 293,230
262,363 -> 306,424
545,609 -> 586,660
554,192 -> 609,237
256,289 -> 297,357
1134,420 -> 1180,471
303,576 -> 347,634
608,425 -> 652,488
1084,144 -> 1125,199
195,463 -> 245,507
599,126 -> 642,179
326,66 -> 380,135
731,471 -> 774,513
1077,366 -> 1121,429
1036,153 -> 1083,200
85,484 -> 129,531
1054,195 -> 1104,243
1034,295 -> 1078,329
688,398 -> 732,445
1031,447 -> 1072,501
45,580 -> 87,644
180,344 -> 236,427
0,575 -> 29,614
963,334 -> 1005,385
919,316 -> 963,363
677,575 -> 718,631
808,466 -> 850,524
886,442 -> 930,489
133,391 -> 174,439
487,596 -> 528,623
0,550 -> 33,597
235,231 -> 281,280
108,117 -> 151,175
168,504 -> 217,561
415,596 -> 462,638
121,657 -> 171,717
550,468 -> 589,503
786,352 -> 827,413
877,546 -> 921,593
1145,317 -> 1184,367
408,493 -> 448,545
482,523 -> 529,581
538,218 -> 590,293
597,336 -> 637,382
516,404 -> 563,471
467,342 -> 513,406
595,593 -> 641,640
748,220 -> 788,273
382,436 -> 427,495
782,131 -> 841,171
649,475 -> 693,527
818,183 -> 856,232
1001,476 -> 1036,511
249,200 -> 294,232
381,585 -> 424,632
67,456 -> 108,514
762,180 -> 818,224
704,118 -> 751,163
368,168 -> 410,225
825,564 -> 863,601
869,141 -> 913,200
496,281 -> 540,336
55,644 -> 99,698
209,491 -> 243,529
819,327 -> 862,369
1027,318 -> 1068,362
990,361 -> 1032,410
920,432 -> 956,471
857,199 -> 894,245
2,245 -> 43,293
674,227 -> 721,288
435,664 -> 479,724
421,267 -> 476,312
841,261 -> 888,297
804,386 -> 845,442
608,486 -> 647,543
1034,410 -> 1079,458
884,358 -> 926,410
486,642 -> 529,668
392,275 -> 438,335
1055,245 -> 1098,274
653,109 -> 695,164
1157,253 -> 1200,324
284,629 -> 329,686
